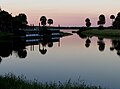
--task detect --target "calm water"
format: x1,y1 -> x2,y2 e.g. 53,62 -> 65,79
0,31 -> 120,89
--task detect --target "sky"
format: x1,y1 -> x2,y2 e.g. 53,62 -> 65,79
0,0 -> 120,26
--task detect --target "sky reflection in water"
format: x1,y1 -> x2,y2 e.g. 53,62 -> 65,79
0,34 -> 120,89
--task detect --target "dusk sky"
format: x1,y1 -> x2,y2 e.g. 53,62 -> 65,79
1,0 -> 120,26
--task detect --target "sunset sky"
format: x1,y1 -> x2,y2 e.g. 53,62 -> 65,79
1,0 -> 120,26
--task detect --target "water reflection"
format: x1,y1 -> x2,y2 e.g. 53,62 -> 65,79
0,29 -> 63,63
110,40 -> 120,56
1,30 -> 120,63
97,38 -> 105,52
78,33 -> 120,56
0,37 -> 27,63
85,37 -> 91,48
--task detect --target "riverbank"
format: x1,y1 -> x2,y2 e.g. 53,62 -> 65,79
0,74 -> 106,89
81,29 -> 120,39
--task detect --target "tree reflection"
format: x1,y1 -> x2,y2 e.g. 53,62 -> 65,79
97,37 -> 105,52
48,42 -> 53,48
110,40 -> 120,56
0,57 -> 2,64
0,36 -> 27,61
18,49 -> 27,58
0,41 -> 12,58
39,44 -> 47,55
85,38 -> 91,48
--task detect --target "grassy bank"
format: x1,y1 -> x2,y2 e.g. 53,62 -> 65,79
81,29 -> 120,38
0,74 -> 106,89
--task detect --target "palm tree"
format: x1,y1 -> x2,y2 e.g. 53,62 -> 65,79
47,19 -> 53,26
85,18 -> 90,22
85,18 -> 91,27
110,15 -> 115,26
97,14 -> 106,30
40,16 -> 47,26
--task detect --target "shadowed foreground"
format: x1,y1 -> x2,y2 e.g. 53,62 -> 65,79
0,74 -> 106,89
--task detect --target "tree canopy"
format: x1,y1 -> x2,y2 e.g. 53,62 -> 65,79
0,10 -> 28,32
113,12 -> 120,28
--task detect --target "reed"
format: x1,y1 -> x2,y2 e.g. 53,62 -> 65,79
0,73 -> 106,89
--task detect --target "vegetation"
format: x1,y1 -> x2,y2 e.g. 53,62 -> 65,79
81,29 -> 120,38
110,15 -> 115,25
113,12 -> 120,28
85,18 -> 91,27
0,74 -> 106,89
47,19 -> 53,26
97,14 -> 106,30
40,16 -> 47,26
0,9 -> 28,32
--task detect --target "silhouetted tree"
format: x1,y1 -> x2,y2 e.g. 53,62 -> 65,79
97,14 -> 106,30
47,19 -> 53,26
110,15 -> 115,26
40,16 -> 47,26
12,13 -> 28,29
85,18 -> 91,27
113,12 -> 120,29
0,10 -> 12,32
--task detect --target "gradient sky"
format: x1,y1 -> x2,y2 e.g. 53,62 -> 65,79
1,0 -> 120,26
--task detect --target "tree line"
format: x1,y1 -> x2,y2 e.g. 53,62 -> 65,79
1,9 -> 120,33
0,9 -> 28,32
85,12 -> 120,29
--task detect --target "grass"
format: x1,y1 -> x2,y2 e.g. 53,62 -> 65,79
0,74 -> 106,89
81,29 -> 120,39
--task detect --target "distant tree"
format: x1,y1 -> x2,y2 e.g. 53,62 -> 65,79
97,14 -> 106,30
85,18 -> 90,22
85,18 -> 91,27
47,19 -> 53,26
113,12 -> 120,29
40,16 -> 47,26
110,15 -> 115,25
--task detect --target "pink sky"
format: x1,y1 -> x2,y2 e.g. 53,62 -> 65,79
1,0 -> 120,26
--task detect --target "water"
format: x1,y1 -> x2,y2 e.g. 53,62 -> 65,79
0,32 -> 120,89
